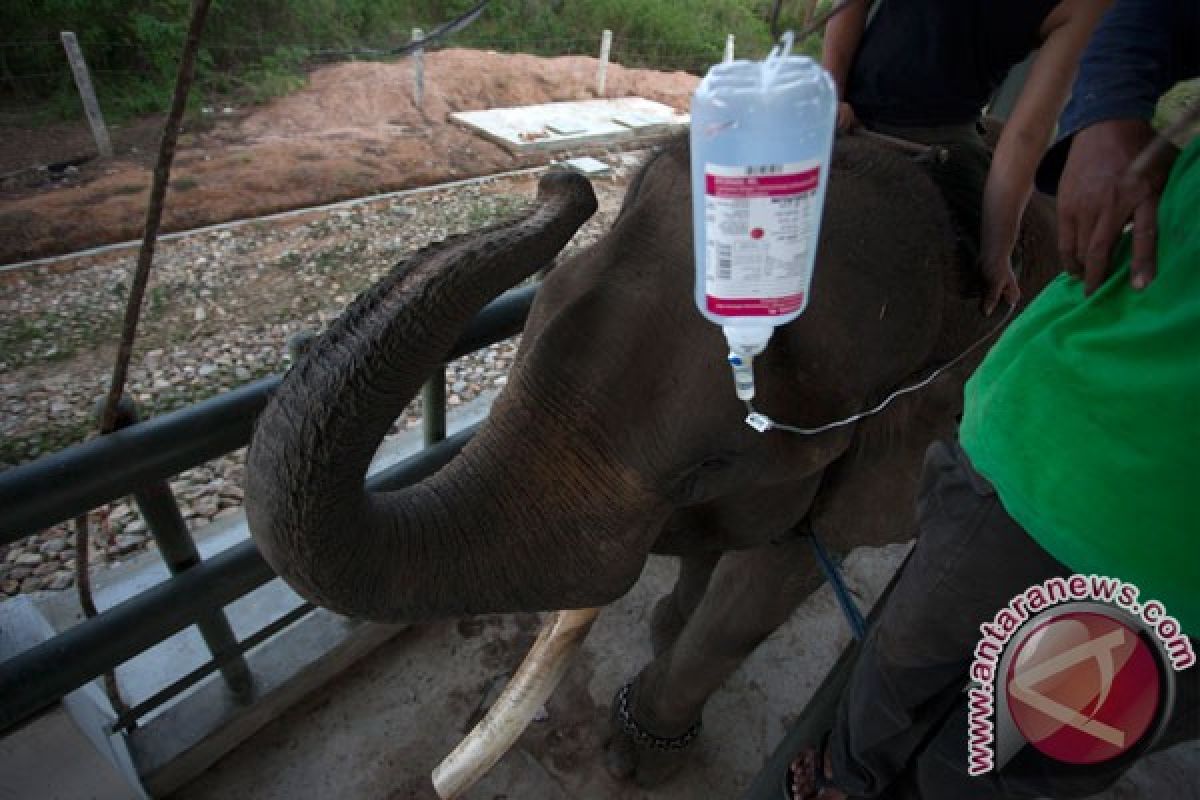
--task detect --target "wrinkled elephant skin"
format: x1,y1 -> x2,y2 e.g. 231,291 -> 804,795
244,135 -> 1057,786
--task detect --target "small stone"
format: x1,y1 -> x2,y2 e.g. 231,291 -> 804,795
192,496 -> 219,517
40,537 -> 67,556
20,576 -> 44,592
2,580 -> 18,595
123,518 -> 148,535
34,562 -> 58,576
217,485 -> 244,501
47,571 -> 73,591
198,363 -> 217,377
15,552 -> 44,567
194,306 -> 207,321
113,533 -> 145,554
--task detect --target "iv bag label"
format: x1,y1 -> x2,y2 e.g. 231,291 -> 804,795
703,161 -> 820,316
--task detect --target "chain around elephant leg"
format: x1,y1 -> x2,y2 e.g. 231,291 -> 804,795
603,675 -> 703,787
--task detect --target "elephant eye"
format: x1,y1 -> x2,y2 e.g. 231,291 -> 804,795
698,456 -> 731,471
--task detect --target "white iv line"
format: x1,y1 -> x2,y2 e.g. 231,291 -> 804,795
741,303 -> 1016,436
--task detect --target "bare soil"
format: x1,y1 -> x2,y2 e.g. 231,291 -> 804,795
0,49 -> 698,266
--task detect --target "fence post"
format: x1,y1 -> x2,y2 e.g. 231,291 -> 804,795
59,31 -> 113,159
411,27 -> 425,109
108,398 -> 255,704
725,34 -> 736,63
597,29 -> 612,96
422,368 -> 447,447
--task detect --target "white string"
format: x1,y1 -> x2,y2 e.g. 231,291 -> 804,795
744,303 -> 1015,436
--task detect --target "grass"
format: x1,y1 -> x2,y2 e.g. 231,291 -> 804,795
465,195 -> 528,227
0,418 -> 95,469
0,310 -> 118,370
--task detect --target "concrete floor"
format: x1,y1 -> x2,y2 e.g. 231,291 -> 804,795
168,545 -> 908,800
167,540 -> 1198,800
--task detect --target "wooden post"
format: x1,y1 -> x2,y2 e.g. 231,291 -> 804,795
60,31 -> 113,159
724,34 -> 736,63
412,27 -> 425,109
597,29 -> 612,96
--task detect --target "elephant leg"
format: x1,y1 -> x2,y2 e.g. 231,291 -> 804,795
649,551 -> 720,658
606,536 -> 824,787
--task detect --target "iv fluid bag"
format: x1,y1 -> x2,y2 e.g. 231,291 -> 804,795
690,39 -> 837,347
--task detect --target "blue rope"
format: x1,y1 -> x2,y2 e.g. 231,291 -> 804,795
808,530 -> 868,641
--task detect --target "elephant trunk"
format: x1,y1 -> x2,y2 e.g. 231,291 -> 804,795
245,172 -> 652,622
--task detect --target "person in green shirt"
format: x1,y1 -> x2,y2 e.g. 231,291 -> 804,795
785,1 -> 1198,797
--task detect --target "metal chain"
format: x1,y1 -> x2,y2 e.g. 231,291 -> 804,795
615,682 -> 702,752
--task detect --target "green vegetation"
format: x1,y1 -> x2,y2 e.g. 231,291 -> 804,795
0,310 -> 117,370
1,1 -> 829,120
1156,78 -> 1200,142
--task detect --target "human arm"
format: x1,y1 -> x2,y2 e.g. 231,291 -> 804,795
979,0 -> 1111,314
1053,0 -> 1198,294
820,0 -> 871,131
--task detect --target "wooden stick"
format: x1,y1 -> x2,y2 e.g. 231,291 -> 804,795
1130,99 -> 1199,179
60,32 -> 113,159
597,30 -> 612,97
854,128 -> 950,163
412,28 -> 425,109
97,0 -> 213,434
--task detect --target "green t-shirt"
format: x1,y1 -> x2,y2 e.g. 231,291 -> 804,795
961,138 -> 1200,636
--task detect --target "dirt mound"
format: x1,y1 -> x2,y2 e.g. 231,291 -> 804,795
0,49 -> 697,266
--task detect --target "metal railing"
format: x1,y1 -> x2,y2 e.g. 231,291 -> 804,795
0,283 -> 537,735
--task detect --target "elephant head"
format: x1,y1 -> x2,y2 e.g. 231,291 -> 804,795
244,135 -> 1054,623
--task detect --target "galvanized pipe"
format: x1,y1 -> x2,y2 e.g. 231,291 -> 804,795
106,399 -> 256,703
0,426 -> 477,735
422,368 -> 448,447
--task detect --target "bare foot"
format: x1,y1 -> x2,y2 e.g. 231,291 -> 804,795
787,743 -> 846,800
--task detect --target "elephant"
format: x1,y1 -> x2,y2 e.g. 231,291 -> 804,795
243,133 -> 1057,787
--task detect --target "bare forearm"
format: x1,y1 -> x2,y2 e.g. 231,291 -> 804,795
984,0 -> 1110,263
981,147 -> 1037,265
821,0 -> 870,98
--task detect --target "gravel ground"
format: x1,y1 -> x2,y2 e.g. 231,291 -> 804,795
0,156 -> 640,597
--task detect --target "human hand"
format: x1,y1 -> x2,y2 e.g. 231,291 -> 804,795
1057,119 -> 1178,295
836,101 -> 861,133
981,255 -> 1021,316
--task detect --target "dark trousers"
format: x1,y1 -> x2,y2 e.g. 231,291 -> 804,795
828,441 -> 1199,799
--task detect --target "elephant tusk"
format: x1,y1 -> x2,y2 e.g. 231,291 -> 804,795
431,607 -> 601,799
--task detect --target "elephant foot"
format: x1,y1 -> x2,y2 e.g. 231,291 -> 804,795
603,680 -> 700,788
649,592 -> 688,658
